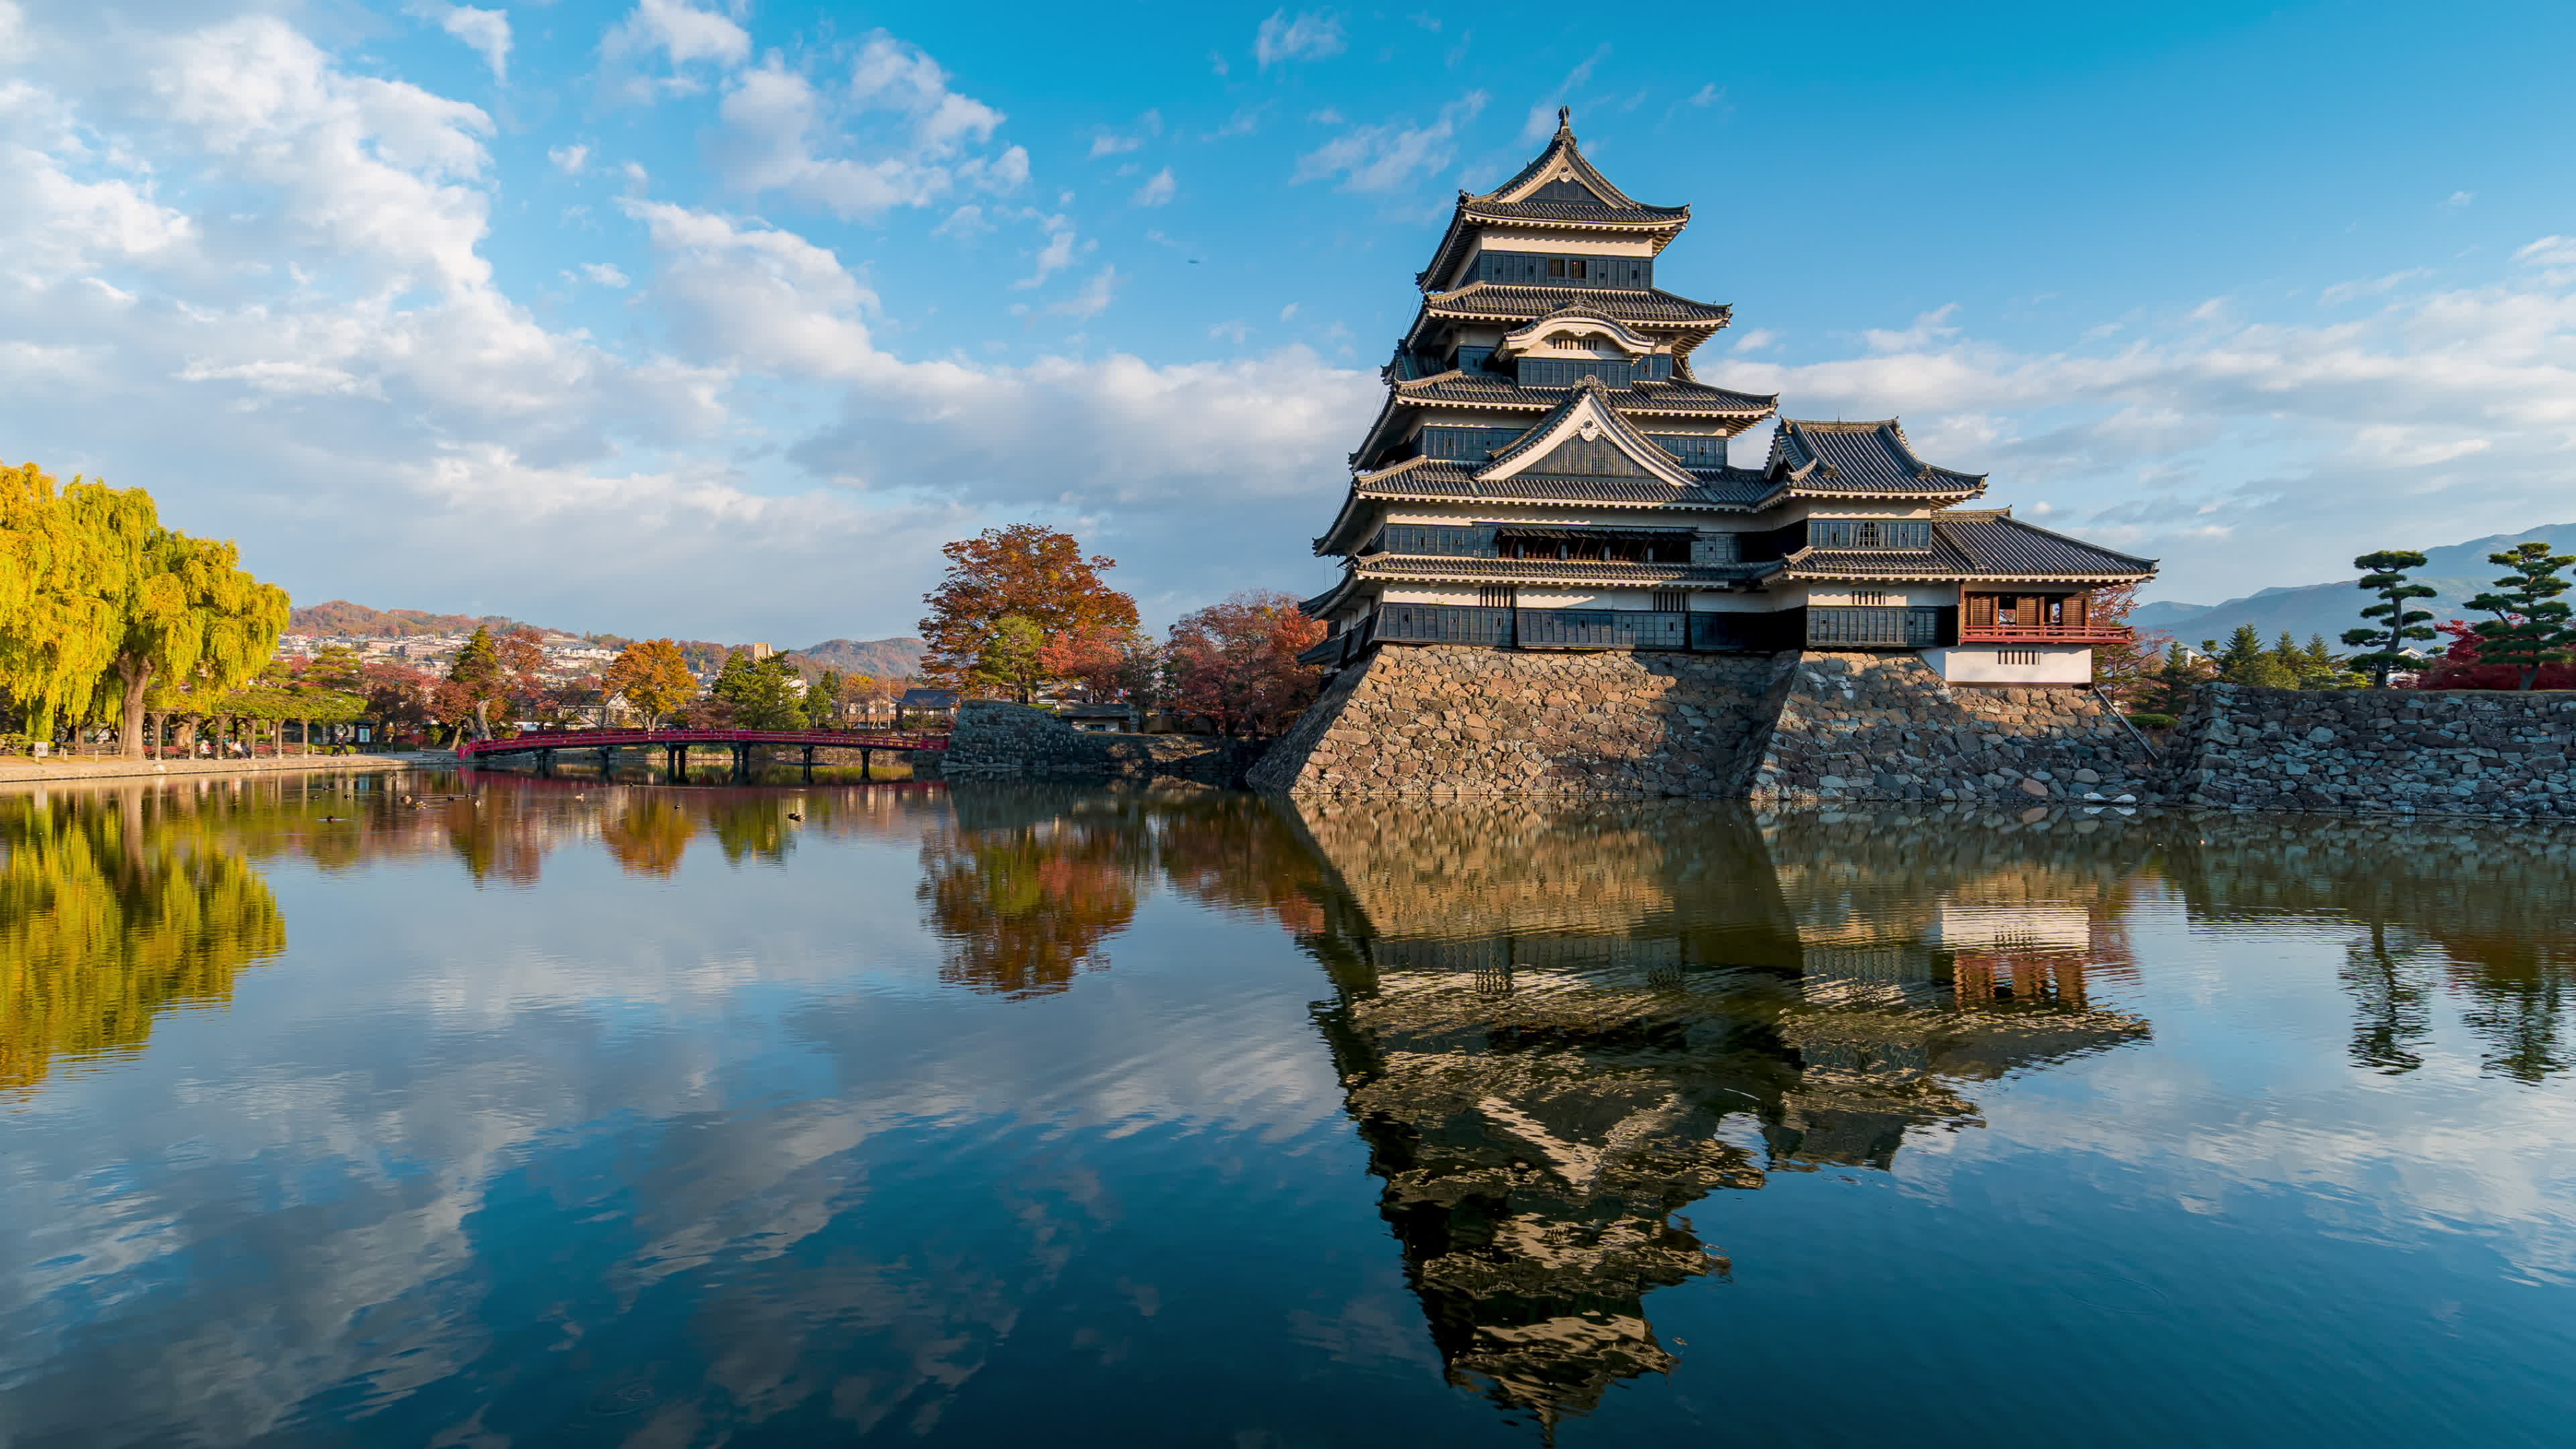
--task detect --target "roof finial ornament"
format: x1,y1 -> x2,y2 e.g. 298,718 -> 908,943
1557,105 -> 1572,133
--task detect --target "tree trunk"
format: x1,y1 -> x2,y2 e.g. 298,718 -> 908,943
115,655 -> 156,759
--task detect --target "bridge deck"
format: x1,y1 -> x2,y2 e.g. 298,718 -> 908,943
458,728 -> 950,760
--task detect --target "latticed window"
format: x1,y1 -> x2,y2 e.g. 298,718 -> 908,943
1809,519 -> 1934,550
1478,584 -> 1516,609
1652,590 -> 1688,612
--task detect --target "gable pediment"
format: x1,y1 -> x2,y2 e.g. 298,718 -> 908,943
1474,386 -> 1701,488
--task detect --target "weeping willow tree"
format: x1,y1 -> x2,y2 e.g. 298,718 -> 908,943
0,792 -> 287,1094
0,462 -> 290,753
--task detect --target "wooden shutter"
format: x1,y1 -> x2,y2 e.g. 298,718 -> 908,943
1967,594 -> 1996,629
2064,594 -> 2088,629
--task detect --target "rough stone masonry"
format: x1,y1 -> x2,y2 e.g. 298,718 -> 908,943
1244,644 -> 2151,805
945,647 -> 2576,818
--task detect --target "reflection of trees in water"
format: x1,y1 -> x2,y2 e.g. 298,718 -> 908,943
919,786 -> 1339,1000
602,796 -> 697,877
1281,800 -> 2153,1427
0,792 -> 286,1093
918,791 -> 1150,999
2165,814 -> 2576,1081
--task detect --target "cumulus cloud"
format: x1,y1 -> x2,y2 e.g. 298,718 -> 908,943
600,0 -> 749,99
710,42 -> 1023,219
412,3 -> 510,81
1293,91 -> 1486,193
548,142 -> 588,174
1254,10 -> 1344,69
1704,262 -> 2576,600
1131,166 -> 1174,207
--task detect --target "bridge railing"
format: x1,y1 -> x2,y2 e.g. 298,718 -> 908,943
456,728 -> 951,759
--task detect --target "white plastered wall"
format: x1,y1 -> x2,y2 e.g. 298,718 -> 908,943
1921,644 -> 2093,685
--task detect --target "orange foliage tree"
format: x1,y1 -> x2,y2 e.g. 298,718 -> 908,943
1164,589 -> 1326,737
918,525 -> 1140,693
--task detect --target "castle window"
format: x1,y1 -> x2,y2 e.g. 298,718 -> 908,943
1853,592 -> 1892,607
1544,257 -> 1589,280
1652,590 -> 1688,612
2000,649 -> 2041,666
1808,519 -> 1934,550
1478,584 -> 1516,609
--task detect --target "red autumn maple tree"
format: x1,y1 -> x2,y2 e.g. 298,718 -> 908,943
918,525 -> 1140,691
1163,589 -> 1326,737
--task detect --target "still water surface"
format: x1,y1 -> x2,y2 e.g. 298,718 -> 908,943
3,773 -> 2573,1445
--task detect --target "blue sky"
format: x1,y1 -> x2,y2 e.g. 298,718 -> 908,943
6,0 -> 2576,644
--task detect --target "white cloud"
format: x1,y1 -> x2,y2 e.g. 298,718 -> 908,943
710,42 -> 1022,219
1279,302 -> 1299,322
1688,83 -> 1723,107
413,3 -> 511,82
1254,11 -> 1345,69
1046,265 -> 1119,320
601,0 -> 749,99
1703,250 -> 2576,601
548,142 -> 588,174
1293,91 -> 1487,193
1011,215 -> 1077,290
848,32 -> 1002,156
1087,109 -> 1160,158
2318,269 -> 2432,307
2444,190 -> 2475,209
578,261 -> 630,288
152,16 -> 498,292
1131,166 -> 1174,207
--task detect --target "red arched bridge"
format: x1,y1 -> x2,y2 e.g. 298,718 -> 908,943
456,728 -> 949,780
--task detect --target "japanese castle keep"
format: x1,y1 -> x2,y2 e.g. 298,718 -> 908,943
1249,113 -> 2163,804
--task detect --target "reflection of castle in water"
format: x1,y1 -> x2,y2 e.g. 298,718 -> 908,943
1289,801 -> 2151,1424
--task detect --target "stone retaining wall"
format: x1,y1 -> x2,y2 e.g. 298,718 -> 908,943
1749,653 -> 2154,808
1243,645 -> 1789,797
941,701 -> 1261,788
2156,684 -> 2576,817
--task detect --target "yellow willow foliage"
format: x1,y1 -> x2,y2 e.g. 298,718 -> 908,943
0,794 -> 287,1094
0,462 -> 288,733
0,462 -> 148,729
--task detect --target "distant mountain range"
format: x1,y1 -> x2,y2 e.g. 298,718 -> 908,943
286,600 -> 926,679
2133,523 -> 2576,647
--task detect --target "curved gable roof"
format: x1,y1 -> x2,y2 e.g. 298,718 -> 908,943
1767,418 -> 1987,499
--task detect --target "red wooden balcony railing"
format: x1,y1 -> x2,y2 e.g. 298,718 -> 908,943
1958,623 -> 2133,645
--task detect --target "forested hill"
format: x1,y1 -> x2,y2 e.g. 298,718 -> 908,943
288,600 -> 536,638
792,638 -> 926,679
2134,521 -> 2576,645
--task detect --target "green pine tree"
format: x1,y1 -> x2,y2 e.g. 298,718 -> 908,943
2341,549 -> 2438,687
2209,626 -> 2298,689
2465,541 -> 2576,691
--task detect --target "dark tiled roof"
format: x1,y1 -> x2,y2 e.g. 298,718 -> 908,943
1782,513 -> 2156,582
1352,458 -> 1765,510
1935,513 -> 2158,578
899,688 -> 959,707
1421,284 -> 1731,327
1769,419 -> 1986,497
1470,113 -> 1664,212
1394,371 -> 1776,417
1356,555 -> 1762,585
1461,199 -> 1689,225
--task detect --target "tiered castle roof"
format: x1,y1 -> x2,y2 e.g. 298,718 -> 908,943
1305,111 -> 2155,606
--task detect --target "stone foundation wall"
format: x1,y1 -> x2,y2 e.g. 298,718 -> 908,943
1244,645 -> 1790,798
941,701 -> 1260,788
2156,684 -> 2576,817
1748,653 -> 2154,808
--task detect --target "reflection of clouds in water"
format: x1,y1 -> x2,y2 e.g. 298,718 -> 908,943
0,784 -> 1353,1443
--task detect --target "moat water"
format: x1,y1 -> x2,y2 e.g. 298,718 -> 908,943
3,772 -> 2573,1446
